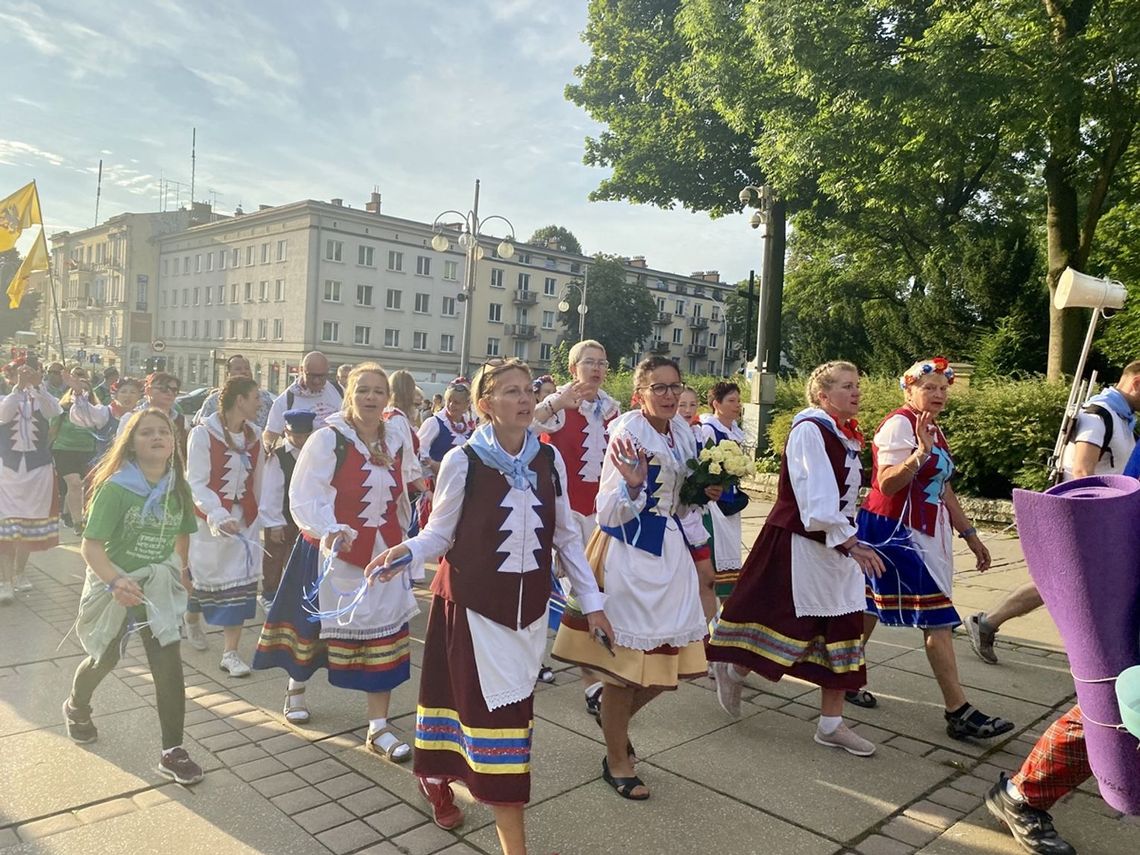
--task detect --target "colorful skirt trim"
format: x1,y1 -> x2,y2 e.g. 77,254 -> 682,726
0,515 -> 59,553
190,581 -> 258,626
857,510 -> 961,629
707,524 -> 866,690
415,595 -> 534,805
551,600 -> 706,689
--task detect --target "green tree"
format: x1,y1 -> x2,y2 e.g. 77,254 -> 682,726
558,255 -> 655,366
0,248 -> 43,346
723,278 -> 758,367
527,226 -> 583,256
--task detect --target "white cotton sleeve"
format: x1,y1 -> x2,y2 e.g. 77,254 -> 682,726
259,452 -> 286,528
186,425 -> 229,529
32,387 -> 62,419
288,429 -> 342,540
403,446 -> 469,565
594,427 -> 647,527
416,417 -> 440,461
786,423 -> 857,548
68,396 -> 111,429
1071,410 -> 1108,447
533,392 -> 566,433
549,447 -> 605,614
873,414 -> 918,467
265,392 -> 287,435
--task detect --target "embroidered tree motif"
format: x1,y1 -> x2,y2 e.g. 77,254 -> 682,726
494,486 -> 544,574
579,415 -> 607,484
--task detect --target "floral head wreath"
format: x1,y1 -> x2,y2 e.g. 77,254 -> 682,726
900,356 -> 954,391
531,374 -> 554,392
448,376 -> 471,390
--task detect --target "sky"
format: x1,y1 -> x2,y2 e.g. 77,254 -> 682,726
1,0 -> 761,284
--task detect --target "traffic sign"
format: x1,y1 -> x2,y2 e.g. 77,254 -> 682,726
152,340 -> 167,352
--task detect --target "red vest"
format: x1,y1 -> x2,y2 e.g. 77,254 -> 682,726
767,418 -> 853,543
541,405 -> 615,516
431,448 -> 556,629
861,407 -> 953,536
195,426 -> 261,527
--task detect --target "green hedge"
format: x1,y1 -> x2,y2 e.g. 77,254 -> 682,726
767,376 -> 1068,498
602,371 -> 751,410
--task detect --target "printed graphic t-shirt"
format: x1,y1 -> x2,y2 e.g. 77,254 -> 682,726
83,481 -> 198,572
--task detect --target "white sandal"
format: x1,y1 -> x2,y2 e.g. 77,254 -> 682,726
283,686 -> 310,724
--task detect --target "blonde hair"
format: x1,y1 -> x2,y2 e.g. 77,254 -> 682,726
86,409 -> 191,516
472,358 -> 531,422
443,384 -> 470,406
805,361 -> 859,407
388,369 -> 417,415
342,362 -> 392,467
569,339 -> 606,367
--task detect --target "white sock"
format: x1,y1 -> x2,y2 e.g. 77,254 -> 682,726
369,717 -> 387,734
369,717 -> 408,757
585,680 -> 603,697
162,745 -> 182,758
424,776 -> 445,786
287,678 -> 306,691
727,664 -> 747,683
1005,778 -> 1025,802
818,715 -> 843,735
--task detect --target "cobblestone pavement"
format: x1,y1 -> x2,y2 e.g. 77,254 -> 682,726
1,500 -> 1135,854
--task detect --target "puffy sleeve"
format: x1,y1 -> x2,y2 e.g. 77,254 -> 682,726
392,416 -> 423,483
594,422 -> 647,527
533,392 -> 566,433
874,414 -> 917,467
549,447 -> 605,614
68,395 -> 111,429
403,446 -> 469,564
259,450 -> 286,528
0,392 -> 21,423
416,417 -> 440,461
186,425 -> 230,530
288,428 -> 341,540
786,422 -> 857,548
33,387 -> 63,420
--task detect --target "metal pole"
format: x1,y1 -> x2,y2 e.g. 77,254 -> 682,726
458,179 -> 480,378
744,271 -> 755,362
47,260 -> 67,361
578,265 -> 588,341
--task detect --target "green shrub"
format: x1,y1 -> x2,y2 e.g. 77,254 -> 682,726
765,374 -> 1068,499
602,371 -> 751,411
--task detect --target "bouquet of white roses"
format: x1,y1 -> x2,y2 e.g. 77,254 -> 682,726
680,438 -> 753,507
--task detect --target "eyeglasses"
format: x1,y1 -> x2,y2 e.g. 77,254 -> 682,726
153,384 -> 179,394
303,372 -> 327,380
641,383 -> 684,398
578,359 -> 609,370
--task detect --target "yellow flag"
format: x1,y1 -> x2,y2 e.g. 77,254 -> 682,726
0,182 -> 43,253
6,228 -> 49,309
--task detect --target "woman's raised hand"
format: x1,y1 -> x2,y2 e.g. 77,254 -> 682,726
914,411 -> 935,457
609,437 -> 647,489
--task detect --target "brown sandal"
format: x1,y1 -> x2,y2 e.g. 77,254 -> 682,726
367,725 -> 412,763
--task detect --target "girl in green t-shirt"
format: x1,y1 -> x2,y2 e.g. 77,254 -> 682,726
63,408 -> 206,786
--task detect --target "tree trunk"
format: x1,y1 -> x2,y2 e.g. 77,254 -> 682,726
1043,152 -> 1086,382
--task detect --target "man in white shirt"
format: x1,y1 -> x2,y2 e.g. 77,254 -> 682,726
193,354 -> 275,429
262,351 -> 343,449
965,359 -> 1140,664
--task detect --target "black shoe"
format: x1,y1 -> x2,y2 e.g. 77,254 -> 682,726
63,698 -> 98,744
845,689 -> 878,708
585,683 -> 603,720
157,747 -> 205,785
985,774 -> 1076,854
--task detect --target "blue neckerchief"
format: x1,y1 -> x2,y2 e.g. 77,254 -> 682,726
1087,388 -> 1137,433
109,462 -> 173,521
466,423 -> 540,491
1125,440 -> 1140,479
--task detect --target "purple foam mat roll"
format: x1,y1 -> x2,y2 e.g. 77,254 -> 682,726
1013,475 -> 1140,814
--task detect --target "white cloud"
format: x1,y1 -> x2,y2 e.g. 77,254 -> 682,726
0,139 -> 67,167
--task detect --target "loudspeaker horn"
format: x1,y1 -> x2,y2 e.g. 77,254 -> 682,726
1055,267 -> 1128,311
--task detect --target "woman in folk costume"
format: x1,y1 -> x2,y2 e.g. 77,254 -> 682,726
708,362 -> 885,756
67,374 -> 144,458
254,363 -> 421,759
696,381 -> 751,601
385,369 -> 428,537
0,359 -> 62,604
184,377 -> 265,677
551,356 -> 715,801
52,368 -> 99,534
677,386 -> 701,430
63,409 -> 204,785
416,379 -> 475,528
367,358 -> 611,853
257,410 -> 315,615
854,357 -> 1012,741
116,372 -> 188,453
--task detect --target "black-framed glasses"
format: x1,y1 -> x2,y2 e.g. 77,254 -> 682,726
641,383 -> 684,398
153,384 -> 179,394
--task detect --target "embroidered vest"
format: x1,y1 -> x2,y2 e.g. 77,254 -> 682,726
431,448 -> 556,630
0,406 -> 53,471
541,404 -> 616,516
427,413 -> 467,462
766,419 -> 854,543
861,408 -> 954,536
195,426 -> 261,527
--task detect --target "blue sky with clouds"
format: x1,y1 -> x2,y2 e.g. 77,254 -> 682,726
2,0 -> 759,283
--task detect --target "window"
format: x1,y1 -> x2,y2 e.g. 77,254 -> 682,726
230,283 -> 238,303
242,319 -> 252,340
672,327 -> 683,344
386,289 -> 402,310
258,319 -> 268,340
193,287 -> 200,306
490,268 -> 504,288
488,303 -> 502,323
183,255 -> 190,273
516,252 -> 531,264
217,284 -> 225,304
513,341 -> 528,359
182,288 -> 189,305
245,246 -> 254,266
354,324 -> 371,346
544,277 -> 556,296
323,280 -> 342,302
692,303 -> 702,318
540,342 -> 553,361
541,310 -> 555,330
276,239 -> 287,261
321,321 -> 339,342
486,337 -> 501,357
219,250 -> 227,270
275,279 -> 284,301
517,272 -> 530,291
206,253 -> 213,272
675,299 -> 685,315
656,296 -> 666,311
440,333 -> 455,353
711,306 -> 721,321
441,296 -> 457,317
413,331 -> 428,351
273,319 -> 283,340
358,245 -> 374,267
443,260 -> 458,281
244,282 -> 253,302
260,243 -> 270,263
709,332 -> 718,349
384,328 -> 400,348
259,280 -> 268,301
215,320 -> 223,339
387,250 -> 403,271
160,291 -> 167,308
229,319 -> 238,339
326,240 -> 343,262
160,320 -> 166,336
356,284 -> 374,307
180,320 -> 187,338
416,256 -> 431,276
230,248 -> 239,268
414,293 -> 430,314
205,286 -> 212,305
162,259 -> 169,276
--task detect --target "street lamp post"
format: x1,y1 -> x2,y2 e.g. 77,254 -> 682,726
430,179 -> 516,377
556,265 -> 589,341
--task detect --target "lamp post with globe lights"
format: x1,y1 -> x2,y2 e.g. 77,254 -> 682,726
556,266 -> 589,342
430,179 -> 517,377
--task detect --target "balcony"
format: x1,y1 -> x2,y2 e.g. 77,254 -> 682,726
688,316 -> 708,329
650,340 -> 671,354
505,323 -> 537,339
686,344 -> 708,357
513,289 -> 537,305
653,311 -> 672,325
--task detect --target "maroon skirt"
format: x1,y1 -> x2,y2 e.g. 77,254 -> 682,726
707,524 -> 866,690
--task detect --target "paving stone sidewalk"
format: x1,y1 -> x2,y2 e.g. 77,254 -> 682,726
0,501 -> 1134,854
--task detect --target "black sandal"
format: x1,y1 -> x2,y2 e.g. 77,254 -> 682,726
845,689 -> 877,709
537,664 -> 555,684
945,705 -> 1014,741
593,708 -> 637,761
602,757 -> 649,801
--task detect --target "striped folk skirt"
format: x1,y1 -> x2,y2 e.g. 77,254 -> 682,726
0,470 -> 59,554
252,538 -> 411,692
414,596 -> 534,806
707,525 -> 866,691
188,581 -> 258,626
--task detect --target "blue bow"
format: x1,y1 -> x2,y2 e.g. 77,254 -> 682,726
466,423 -> 540,491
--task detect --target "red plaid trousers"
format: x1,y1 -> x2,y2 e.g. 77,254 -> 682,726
1011,705 -> 1091,810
